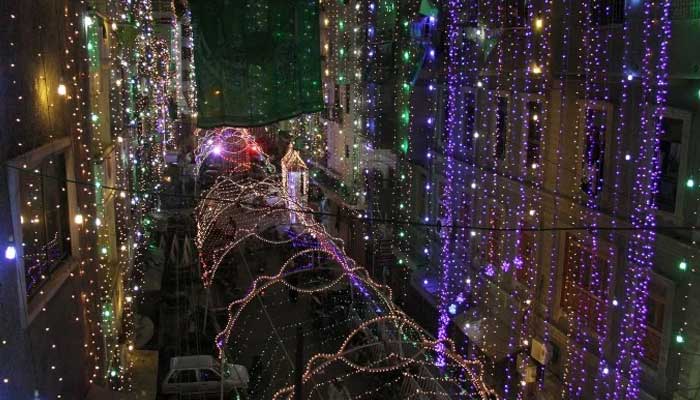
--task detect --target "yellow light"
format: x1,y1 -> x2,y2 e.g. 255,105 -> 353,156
74,214 -> 84,225
111,22 -> 118,31
324,18 -> 329,26
534,18 -> 543,30
57,84 -> 67,96
532,64 -> 542,75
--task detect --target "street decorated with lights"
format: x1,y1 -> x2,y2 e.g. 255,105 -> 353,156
2,0 -> 696,399
194,130 -> 497,399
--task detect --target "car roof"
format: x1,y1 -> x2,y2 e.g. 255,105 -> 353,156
170,355 -> 217,370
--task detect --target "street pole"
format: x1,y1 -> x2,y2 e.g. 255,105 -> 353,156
294,325 -> 304,400
220,352 -> 225,400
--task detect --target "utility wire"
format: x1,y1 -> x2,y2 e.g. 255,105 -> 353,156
5,163 -> 698,234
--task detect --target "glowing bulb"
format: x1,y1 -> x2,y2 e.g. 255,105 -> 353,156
686,178 -> 695,188
111,22 -> 117,31
534,18 -> 544,30
532,64 -> 542,74
74,214 -> 84,225
679,261 -> 688,271
95,217 -> 102,227
57,84 -> 67,96
83,15 -> 93,27
213,145 -> 222,155
603,367 -> 609,375
676,334 -> 685,344
125,296 -> 132,303
5,245 -> 17,260
528,209 -> 536,216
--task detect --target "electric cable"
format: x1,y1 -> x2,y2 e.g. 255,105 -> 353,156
5,162 -> 698,234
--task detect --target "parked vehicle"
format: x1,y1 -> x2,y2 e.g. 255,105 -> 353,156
162,355 -> 249,399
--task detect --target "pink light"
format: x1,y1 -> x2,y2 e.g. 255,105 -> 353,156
213,145 -> 222,155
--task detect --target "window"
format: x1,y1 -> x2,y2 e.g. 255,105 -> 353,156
505,0 -> 527,27
580,108 -> 606,197
642,278 -> 667,366
591,0 -> 624,26
464,91 -> 477,150
561,235 -> 611,335
199,369 -> 221,382
414,174 -> 427,220
169,369 -> 197,383
333,84 -> 343,124
495,97 -> 508,159
21,153 -> 71,297
515,230 -> 536,284
657,117 -> 682,213
345,84 -> 351,113
484,209 -> 502,267
526,101 -> 543,166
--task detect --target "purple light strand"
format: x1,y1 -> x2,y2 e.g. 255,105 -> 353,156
437,0 -> 479,366
612,0 -> 671,397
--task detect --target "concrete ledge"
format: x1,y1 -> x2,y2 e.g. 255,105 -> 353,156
85,350 -> 159,400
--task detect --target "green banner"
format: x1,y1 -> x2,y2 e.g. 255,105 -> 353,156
190,0 -> 323,127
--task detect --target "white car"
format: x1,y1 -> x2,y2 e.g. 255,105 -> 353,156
162,355 -> 249,399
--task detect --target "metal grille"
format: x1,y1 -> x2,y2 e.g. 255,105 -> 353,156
152,0 -> 174,14
671,0 -> 700,19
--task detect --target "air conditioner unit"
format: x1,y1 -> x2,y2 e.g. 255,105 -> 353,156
531,338 -> 553,365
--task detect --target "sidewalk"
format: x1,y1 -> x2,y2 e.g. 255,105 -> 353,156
85,350 -> 159,400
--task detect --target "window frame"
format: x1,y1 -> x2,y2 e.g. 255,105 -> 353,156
198,368 -> 222,382
575,100 -> 614,205
554,232 -> 616,338
655,107 -> 691,225
641,272 -> 674,371
516,93 -> 547,176
7,137 -> 82,327
493,93 -> 510,161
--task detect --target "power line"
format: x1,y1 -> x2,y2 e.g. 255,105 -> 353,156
5,162 -> 698,234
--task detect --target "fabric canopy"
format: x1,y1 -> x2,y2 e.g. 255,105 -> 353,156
190,0 -> 323,127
